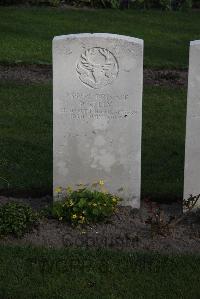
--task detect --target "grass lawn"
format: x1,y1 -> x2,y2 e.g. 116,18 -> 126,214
0,83 -> 52,197
0,82 -> 186,201
0,7 -> 200,68
0,245 -> 199,299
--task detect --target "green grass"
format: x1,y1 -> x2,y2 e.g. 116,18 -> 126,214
0,83 -> 52,197
0,83 -> 186,201
142,86 -> 186,201
0,7 -> 200,68
0,246 -> 199,299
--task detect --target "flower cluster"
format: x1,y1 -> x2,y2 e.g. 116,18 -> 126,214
52,181 -> 121,225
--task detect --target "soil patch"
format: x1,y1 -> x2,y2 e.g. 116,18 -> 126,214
0,64 -> 52,84
144,68 -> 188,87
0,196 -> 199,254
0,64 -> 188,87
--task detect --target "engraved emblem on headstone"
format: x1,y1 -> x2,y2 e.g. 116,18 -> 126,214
76,47 -> 119,89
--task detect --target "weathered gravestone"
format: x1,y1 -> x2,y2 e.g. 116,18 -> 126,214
184,40 -> 200,208
53,33 -> 143,207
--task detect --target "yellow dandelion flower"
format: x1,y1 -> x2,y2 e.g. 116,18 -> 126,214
112,198 -> 117,203
55,186 -> 62,193
66,186 -> 73,193
72,214 -> 77,219
99,180 -> 104,186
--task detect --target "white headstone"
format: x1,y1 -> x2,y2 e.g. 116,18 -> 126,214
53,33 -> 143,208
184,40 -> 200,208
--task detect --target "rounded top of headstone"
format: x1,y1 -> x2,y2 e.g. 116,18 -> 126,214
190,40 -> 200,46
53,33 -> 143,45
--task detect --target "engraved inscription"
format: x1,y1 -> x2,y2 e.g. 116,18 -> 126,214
69,108 -> 137,120
76,47 -> 119,89
60,92 -> 137,120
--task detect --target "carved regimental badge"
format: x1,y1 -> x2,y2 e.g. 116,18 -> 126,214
76,47 -> 119,89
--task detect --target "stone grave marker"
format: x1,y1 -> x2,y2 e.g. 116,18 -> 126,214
184,40 -> 200,208
53,33 -> 143,207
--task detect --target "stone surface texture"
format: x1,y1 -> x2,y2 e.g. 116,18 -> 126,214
53,33 -> 143,207
184,40 -> 200,208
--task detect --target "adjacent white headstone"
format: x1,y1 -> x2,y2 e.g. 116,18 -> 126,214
184,40 -> 200,208
53,33 -> 143,208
